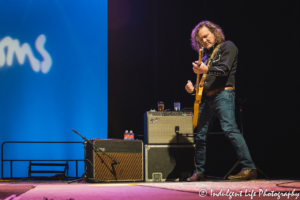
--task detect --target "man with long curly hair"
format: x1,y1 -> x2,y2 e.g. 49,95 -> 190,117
185,21 -> 257,181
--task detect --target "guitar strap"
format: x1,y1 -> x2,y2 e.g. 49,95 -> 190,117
206,43 -> 223,67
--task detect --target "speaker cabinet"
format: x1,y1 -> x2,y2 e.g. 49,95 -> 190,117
86,139 -> 143,182
144,111 -> 194,144
144,144 -> 195,181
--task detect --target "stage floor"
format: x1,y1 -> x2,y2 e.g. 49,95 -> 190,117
0,179 -> 299,200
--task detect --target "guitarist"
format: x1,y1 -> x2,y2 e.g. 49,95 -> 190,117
185,21 -> 256,181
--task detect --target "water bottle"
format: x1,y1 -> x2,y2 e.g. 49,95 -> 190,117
124,130 -> 129,140
129,130 -> 134,140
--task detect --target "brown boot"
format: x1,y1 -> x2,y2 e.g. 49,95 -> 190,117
228,169 -> 257,180
186,173 -> 205,182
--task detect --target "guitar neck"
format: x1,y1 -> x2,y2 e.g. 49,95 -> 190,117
195,74 -> 200,94
195,48 -> 203,94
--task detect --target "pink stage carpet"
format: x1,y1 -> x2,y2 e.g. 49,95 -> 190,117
0,184 -> 35,200
137,180 -> 300,197
0,180 -> 299,200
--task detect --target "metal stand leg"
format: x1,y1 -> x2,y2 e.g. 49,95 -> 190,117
68,141 -> 88,184
223,161 -> 239,179
257,167 -> 269,179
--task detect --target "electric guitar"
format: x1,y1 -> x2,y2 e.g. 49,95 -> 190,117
192,43 -> 222,128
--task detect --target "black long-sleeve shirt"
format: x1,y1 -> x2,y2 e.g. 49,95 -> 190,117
201,40 -> 238,91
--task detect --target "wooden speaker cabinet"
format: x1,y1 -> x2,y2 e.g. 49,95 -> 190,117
86,139 -> 143,182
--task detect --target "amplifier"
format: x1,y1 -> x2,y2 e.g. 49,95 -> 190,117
86,139 -> 143,182
144,144 -> 195,181
144,111 -> 194,144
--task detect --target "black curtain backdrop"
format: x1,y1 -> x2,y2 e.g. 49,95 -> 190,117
108,0 -> 300,178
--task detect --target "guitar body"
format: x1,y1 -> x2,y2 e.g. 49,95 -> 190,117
193,101 -> 199,127
193,75 -> 205,127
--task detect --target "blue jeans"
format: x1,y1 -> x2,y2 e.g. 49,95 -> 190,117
194,89 -> 256,174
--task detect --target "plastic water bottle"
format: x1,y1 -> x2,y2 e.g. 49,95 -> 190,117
124,130 -> 129,140
129,130 -> 134,140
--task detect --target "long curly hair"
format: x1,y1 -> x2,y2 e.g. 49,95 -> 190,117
191,21 -> 225,51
